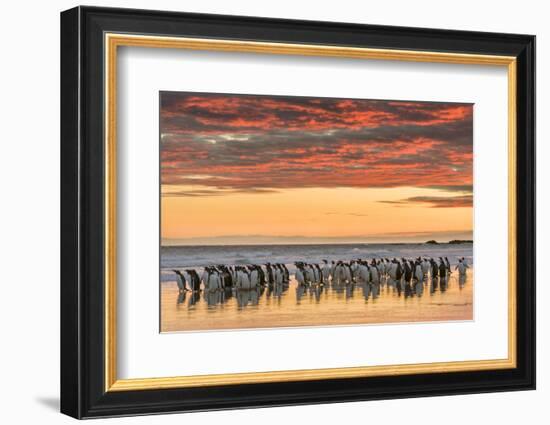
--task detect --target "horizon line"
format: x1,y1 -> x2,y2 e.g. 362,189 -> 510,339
162,240 -> 473,248
161,232 -> 473,247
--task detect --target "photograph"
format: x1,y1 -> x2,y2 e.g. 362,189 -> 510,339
160,92 -> 474,332
57,4 -> 536,419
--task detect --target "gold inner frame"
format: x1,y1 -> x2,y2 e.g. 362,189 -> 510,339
104,33 -> 517,392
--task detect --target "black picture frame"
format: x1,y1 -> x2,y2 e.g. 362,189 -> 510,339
61,5 -> 535,419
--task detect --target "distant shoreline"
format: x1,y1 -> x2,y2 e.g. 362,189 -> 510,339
425,239 -> 473,245
161,240 -> 474,248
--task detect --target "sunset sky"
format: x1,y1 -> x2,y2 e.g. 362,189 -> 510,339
160,92 -> 473,245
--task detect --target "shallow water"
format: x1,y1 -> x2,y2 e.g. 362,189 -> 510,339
160,270 -> 473,332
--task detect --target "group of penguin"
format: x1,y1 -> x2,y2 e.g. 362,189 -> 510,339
294,256 -> 469,288
173,257 -> 469,294
173,263 -> 290,293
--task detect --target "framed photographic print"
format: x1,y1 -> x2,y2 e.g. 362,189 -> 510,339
60,6 -> 536,419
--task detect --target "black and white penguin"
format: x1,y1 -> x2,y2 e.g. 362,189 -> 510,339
173,270 -> 187,292
439,258 -> 447,278
428,259 -> 437,279
185,269 -> 201,292
395,259 -> 403,281
455,259 -> 469,276
403,259 -> 412,282
321,260 -> 331,283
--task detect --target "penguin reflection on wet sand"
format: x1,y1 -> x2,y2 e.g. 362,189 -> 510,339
415,279 -> 424,297
371,281 -> 380,299
267,280 -> 285,299
206,289 -> 224,307
236,287 -> 260,308
362,281 -> 371,300
177,291 -> 186,305
311,284 -> 324,302
188,290 -> 201,306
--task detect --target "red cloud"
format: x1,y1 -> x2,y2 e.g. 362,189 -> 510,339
160,92 -> 473,200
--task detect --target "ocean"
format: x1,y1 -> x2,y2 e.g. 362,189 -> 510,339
160,242 -> 473,281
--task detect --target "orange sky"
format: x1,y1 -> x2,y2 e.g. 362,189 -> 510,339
160,92 -> 473,244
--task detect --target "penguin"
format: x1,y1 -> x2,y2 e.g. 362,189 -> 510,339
312,264 -> 321,283
249,265 -> 259,287
221,265 -> 233,288
332,261 -> 344,285
239,267 -> 252,289
455,259 -> 469,276
388,259 -> 397,280
294,263 -> 306,286
257,265 -> 266,285
200,267 -> 210,288
184,269 -> 200,292
321,260 -> 331,283
421,258 -> 430,278
395,259 -> 403,281
379,259 -> 386,278
439,258 -> 447,279
265,263 -> 274,286
403,259 -> 412,283
282,264 -> 290,283
358,262 -> 370,283
370,261 -> 380,284
350,260 -> 359,275
330,261 -> 337,280
430,259 -> 439,279
275,265 -> 284,285
208,268 -> 222,291
414,260 -> 423,282
351,261 -> 361,282
304,264 -> 315,284
344,263 -> 353,283
173,270 -> 187,292
314,263 -> 323,284
214,266 -> 224,289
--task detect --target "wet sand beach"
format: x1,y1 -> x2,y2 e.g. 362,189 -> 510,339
161,269 -> 473,333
